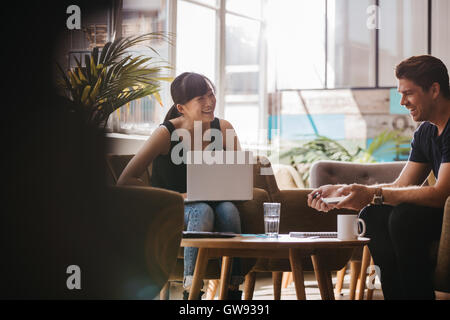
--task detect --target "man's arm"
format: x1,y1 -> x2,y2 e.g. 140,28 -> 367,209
335,162 -> 449,210
387,161 -> 432,188
381,163 -> 450,208
308,161 -> 430,212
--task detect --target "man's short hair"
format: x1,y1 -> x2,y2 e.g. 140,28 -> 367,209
395,55 -> 450,99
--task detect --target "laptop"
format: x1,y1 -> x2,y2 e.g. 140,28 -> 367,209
185,150 -> 253,202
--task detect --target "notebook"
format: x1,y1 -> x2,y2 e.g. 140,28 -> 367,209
289,232 -> 338,238
182,231 -> 237,238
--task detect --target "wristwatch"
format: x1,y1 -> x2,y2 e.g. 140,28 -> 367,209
372,188 -> 384,205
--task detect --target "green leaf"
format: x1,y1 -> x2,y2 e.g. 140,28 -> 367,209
99,42 -> 112,64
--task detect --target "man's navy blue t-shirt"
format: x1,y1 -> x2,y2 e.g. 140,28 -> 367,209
408,118 -> 450,179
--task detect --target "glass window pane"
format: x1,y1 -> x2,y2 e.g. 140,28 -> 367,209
327,0 -> 376,88
267,0 -> 325,89
225,14 -> 261,95
192,0 -> 218,8
431,0 -> 450,70
177,1 -> 216,81
226,0 -> 262,19
226,14 -> 260,65
113,0 -> 170,134
379,0 -> 428,87
224,13 -> 263,144
225,70 -> 259,95
225,105 -> 260,144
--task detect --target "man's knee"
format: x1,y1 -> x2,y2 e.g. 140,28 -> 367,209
359,205 -> 391,236
388,203 -> 416,239
359,204 -> 386,224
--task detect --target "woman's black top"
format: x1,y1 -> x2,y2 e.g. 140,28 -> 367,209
150,117 -> 222,193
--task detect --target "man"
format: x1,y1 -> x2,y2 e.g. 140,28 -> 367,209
308,55 -> 450,300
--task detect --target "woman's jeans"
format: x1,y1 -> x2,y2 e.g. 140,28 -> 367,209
183,201 -> 243,289
359,203 -> 443,300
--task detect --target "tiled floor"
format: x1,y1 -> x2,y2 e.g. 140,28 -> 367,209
166,271 -> 385,300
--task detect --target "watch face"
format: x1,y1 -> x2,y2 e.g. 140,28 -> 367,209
374,195 -> 383,205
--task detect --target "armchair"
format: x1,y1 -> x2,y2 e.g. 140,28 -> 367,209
105,154 -> 270,300
309,160 -> 450,298
103,185 -> 184,299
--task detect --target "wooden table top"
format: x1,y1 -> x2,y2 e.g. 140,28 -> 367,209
181,234 -> 370,250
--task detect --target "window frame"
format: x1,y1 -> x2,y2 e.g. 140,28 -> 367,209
172,0 -> 269,141
276,0 -> 433,91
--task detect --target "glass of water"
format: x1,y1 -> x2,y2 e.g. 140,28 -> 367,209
264,202 -> 281,238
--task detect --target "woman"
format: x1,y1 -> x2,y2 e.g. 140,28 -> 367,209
117,72 -> 244,299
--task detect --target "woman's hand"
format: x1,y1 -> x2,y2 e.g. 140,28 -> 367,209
307,184 -> 344,212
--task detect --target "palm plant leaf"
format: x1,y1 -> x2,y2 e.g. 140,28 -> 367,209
56,32 -> 173,126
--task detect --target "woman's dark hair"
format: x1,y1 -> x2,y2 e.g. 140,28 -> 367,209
395,55 -> 450,99
164,72 -> 216,122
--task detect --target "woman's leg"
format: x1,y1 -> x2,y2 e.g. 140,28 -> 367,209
213,201 -> 242,234
212,201 -> 244,293
183,202 -> 215,289
388,203 -> 443,299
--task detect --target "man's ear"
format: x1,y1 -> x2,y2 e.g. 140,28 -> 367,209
430,82 -> 441,99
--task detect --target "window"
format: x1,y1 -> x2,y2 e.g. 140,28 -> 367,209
267,0 -> 326,89
65,10 -> 111,68
63,0 -> 449,138
176,0 -> 267,145
176,0 -> 217,81
327,0 -> 376,88
431,0 -> 450,68
224,4 -> 265,145
379,0 -> 428,87
109,0 -> 170,135
269,0 -> 440,90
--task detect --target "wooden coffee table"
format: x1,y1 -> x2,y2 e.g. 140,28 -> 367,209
181,234 -> 370,300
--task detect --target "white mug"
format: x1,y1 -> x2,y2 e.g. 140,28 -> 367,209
337,215 -> 366,240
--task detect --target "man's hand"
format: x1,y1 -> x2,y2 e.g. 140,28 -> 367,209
307,184 -> 344,212
334,184 -> 376,211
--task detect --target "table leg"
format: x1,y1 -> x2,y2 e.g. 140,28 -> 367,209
357,245 -> 371,300
189,248 -> 209,300
288,248 -> 306,300
243,272 -> 256,300
219,256 -> 233,300
311,253 -> 335,300
366,257 -> 375,300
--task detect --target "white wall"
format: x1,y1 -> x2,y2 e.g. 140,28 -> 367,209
105,133 -> 147,155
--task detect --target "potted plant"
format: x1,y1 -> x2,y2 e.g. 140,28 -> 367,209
57,32 -> 173,127
279,130 -> 412,187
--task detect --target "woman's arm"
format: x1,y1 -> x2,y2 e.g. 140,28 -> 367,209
117,126 -> 171,186
220,119 -> 241,151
